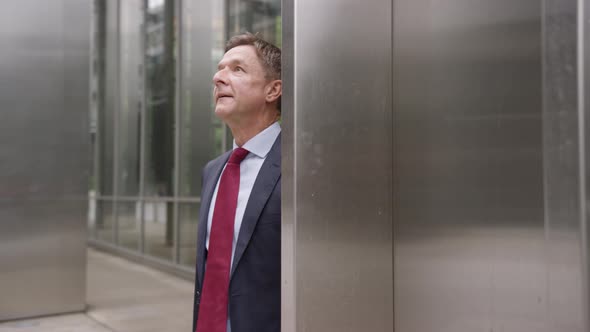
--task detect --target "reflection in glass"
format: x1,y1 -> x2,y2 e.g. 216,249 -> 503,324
90,0 -> 282,275
88,191 -> 97,238
143,200 -> 174,260
144,0 -> 176,198
96,200 -> 115,243
177,0 -> 221,198
90,1 -> 102,199
117,0 -> 142,196
143,0 -> 176,247
227,0 -> 282,46
179,203 -> 200,267
96,0 -> 116,196
117,201 -> 141,251
222,0 -> 282,150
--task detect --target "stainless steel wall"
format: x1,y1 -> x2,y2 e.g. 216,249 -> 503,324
0,0 -> 90,321
393,0 -> 586,331
394,0 -> 541,330
543,0 -> 586,329
284,0 -> 588,331
282,0 -> 394,331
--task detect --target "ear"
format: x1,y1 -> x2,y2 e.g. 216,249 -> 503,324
265,79 -> 282,104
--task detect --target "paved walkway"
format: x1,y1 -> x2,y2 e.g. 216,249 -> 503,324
0,248 -> 194,332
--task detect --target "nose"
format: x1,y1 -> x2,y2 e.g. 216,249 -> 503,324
213,68 -> 228,86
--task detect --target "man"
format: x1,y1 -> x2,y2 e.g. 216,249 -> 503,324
192,33 -> 282,332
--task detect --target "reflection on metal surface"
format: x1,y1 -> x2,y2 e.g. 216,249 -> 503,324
0,0 -> 90,321
543,0 -> 585,329
283,0 -> 590,330
394,0 -> 586,331
583,0 -> 590,325
283,0 -> 394,331
281,0 -> 296,330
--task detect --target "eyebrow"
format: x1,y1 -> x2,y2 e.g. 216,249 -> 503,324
217,59 -> 245,70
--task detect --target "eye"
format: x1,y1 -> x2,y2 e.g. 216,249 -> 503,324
235,66 -> 244,72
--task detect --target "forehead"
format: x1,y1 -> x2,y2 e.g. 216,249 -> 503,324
218,45 -> 261,68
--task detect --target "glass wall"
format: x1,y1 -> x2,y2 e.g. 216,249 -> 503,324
89,0 -> 281,273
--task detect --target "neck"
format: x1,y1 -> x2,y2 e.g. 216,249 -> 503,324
228,110 -> 279,146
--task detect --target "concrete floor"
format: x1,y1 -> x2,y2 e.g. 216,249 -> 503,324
0,248 -> 194,332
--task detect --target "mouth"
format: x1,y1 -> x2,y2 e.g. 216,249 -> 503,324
216,93 -> 233,102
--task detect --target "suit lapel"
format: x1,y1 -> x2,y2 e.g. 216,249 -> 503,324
196,151 -> 231,289
230,135 -> 281,277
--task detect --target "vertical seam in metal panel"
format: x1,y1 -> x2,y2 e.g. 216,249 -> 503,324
541,0 -> 552,324
173,0 -> 182,265
540,0 -> 552,325
280,0 -> 296,327
113,0 -> 122,245
577,0 -> 589,329
139,0 -> 148,254
293,0 -> 298,330
391,0 -> 395,330
84,0 -> 93,298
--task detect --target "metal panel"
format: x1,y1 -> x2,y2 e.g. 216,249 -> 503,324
543,0 -> 586,330
283,0 -> 394,331
0,0 -> 90,321
281,0 -> 295,330
392,0 -> 586,331
581,0 -> 590,328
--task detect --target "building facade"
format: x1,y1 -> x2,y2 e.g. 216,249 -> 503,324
88,0 -> 281,276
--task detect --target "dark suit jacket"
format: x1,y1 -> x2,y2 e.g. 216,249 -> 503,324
192,135 -> 281,332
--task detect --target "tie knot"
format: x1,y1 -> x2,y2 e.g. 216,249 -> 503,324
228,147 -> 249,164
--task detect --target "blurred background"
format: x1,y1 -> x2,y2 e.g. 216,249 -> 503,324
87,0 -> 281,275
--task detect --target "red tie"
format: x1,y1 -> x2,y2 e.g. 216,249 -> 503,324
196,147 -> 249,332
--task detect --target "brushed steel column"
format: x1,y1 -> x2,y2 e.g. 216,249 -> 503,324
282,0 -> 394,331
0,0 -> 90,321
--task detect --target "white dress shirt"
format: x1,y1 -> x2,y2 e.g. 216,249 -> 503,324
205,121 -> 281,268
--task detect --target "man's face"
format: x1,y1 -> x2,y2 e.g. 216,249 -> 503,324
213,45 -> 269,123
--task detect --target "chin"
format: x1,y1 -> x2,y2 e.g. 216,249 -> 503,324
214,107 -> 234,121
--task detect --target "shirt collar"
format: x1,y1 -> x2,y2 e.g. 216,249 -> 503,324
233,121 -> 281,159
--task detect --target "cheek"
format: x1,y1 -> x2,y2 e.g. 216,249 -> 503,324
236,84 -> 265,100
